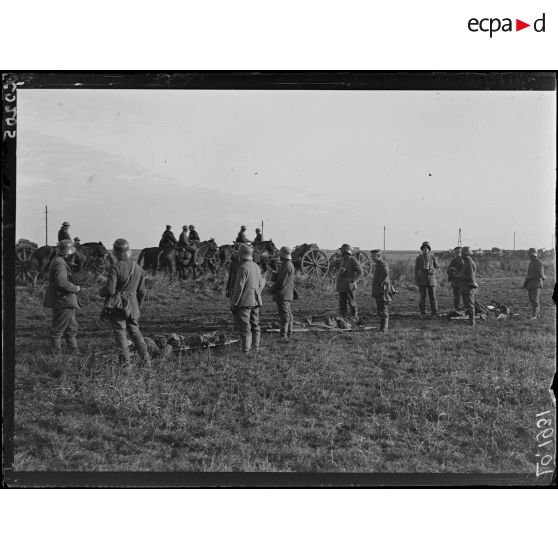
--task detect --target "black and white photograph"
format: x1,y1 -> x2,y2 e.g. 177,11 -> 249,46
3,72 -> 556,485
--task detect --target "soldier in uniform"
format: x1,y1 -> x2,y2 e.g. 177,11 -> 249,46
43,239 -> 81,354
188,225 -> 200,242
254,228 -> 263,243
178,226 -> 189,247
447,246 -> 464,311
58,221 -> 72,242
454,246 -> 478,327
230,244 -> 265,353
269,246 -> 295,341
414,241 -> 439,318
523,248 -> 546,319
73,237 -> 81,248
159,225 -> 177,250
236,225 -> 248,244
100,238 -> 151,368
370,249 -> 392,332
336,244 -> 364,323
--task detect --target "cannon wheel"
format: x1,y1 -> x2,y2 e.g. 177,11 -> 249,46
354,250 -> 372,276
300,248 -> 329,278
15,246 -> 37,285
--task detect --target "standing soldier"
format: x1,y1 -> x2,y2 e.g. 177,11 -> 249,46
236,225 -> 248,244
159,225 -> 177,249
254,228 -> 263,243
336,244 -> 364,323
188,224 -> 200,242
447,246 -> 464,311
269,246 -> 295,341
58,221 -> 72,242
370,249 -> 392,332
178,225 -> 189,247
454,246 -> 478,327
414,241 -> 439,318
43,239 -> 81,354
523,248 -> 546,320
230,244 -> 265,353
100,238 -> 151,368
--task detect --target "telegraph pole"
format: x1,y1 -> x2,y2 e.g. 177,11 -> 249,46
383,226 -> 386,252
261,220 -> 264,240
457,228 -> 462,247
45,205 -> 48,245
514,231 -> 516,251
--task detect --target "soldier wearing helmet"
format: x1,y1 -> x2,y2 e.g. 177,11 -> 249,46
188,224 -> 200,242
235,225 -> 248,244
159,225 -> 177,250
269,246 -> 296,341
229,243 -> 266,353
523,248 -> 546,320
100,238 -> 151,369
370,249 -> 392,332
58,221 -> 72,242
43,239 -> 81,354
73,237 -> 81,247
254,228 -> 263,243
447,246 -> 464,311
454,246 -> 478,327
336,244 -> 364,323
414,241 -> 440,318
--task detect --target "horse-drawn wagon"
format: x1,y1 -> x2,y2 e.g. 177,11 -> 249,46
15,239 -> 39,285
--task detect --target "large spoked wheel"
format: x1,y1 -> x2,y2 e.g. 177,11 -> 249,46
15,246 -> 37,285
354,251 -> 372,277
328,252 -> 342,277
301,249 -> 329,278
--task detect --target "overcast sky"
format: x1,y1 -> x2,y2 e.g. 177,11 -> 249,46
16,88 -> 556,251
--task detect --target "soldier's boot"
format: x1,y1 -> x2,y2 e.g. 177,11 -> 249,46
379,316 -> 389,333
51,337 -> 62,355
468,310 -> 476,328
430,300 -> 439,318
253,331 -> 262,350
136,342 -> 152,367
118,345 -> 132,369
66,336 -> 79,354
241,334 -> 251,354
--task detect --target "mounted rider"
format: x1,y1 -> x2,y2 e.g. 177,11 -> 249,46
236,225 -> 249,244
254,228 -> 262,243
74,237 -> 81,248
159,225 -> 178,250
58,221 -> 72,242
188,225 -> 200,242
178,225 -> 189,247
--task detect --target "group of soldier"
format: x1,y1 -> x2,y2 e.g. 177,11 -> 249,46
43,221 -> 548,363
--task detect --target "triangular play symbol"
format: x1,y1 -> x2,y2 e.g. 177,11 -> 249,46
516,19 -> 530,31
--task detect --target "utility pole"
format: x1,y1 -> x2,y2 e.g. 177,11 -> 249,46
45,205 -> 48,245
457,228 -> 462,247
383,226 -> 386,252
261,220 -> 264,240
514,231 -> 516,251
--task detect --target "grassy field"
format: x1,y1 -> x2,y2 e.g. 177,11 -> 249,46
11,255 -> 556,476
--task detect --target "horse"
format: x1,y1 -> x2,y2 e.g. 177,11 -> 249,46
253,239 -> 279,272
175,238 -> 219,279
75,241 -> 109,274
137,247 -> 162,275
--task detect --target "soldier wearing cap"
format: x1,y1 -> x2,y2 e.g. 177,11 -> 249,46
178,225 -> 189,247
336,244 -> 364,323
454,246 -> 478,327
254,228 -> 263,243
58,222 -> 72,242
159,225 -> 177,250
236,225 -> 248,244
370,249 -> 392,332
523,248 -> 546,319
447,246 -> 464,311
188,225 -> 200,242
43,239 -> 81,354
74,237 -> 81,248
230,244 -> 266,353
100,238 -> 151,368
269,246 -> 296,340
414,241 -> 440,317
